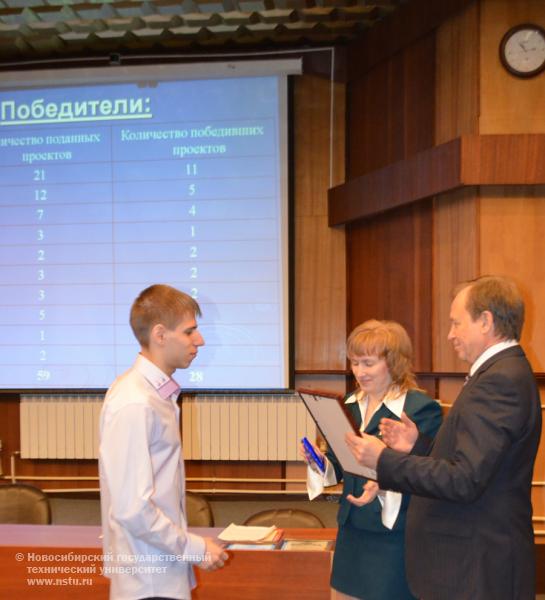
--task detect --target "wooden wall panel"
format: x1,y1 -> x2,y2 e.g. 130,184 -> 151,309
432,0 -> 481,374
293,374 -> 347,396
435,0 -> 480,144
294,75 -> 345,218
294,74 -> 346,371
479,185 -> 545,371
534,407 -> 545,519
347,32 -> 436,178
347,201 -> 432,371
432,188 -> 479,372
415,375 -> 438,400
347,62 -> 391,176
480,0 -> 545,134
295,217 -> 346,370
437,377 -> 465,404
330,133 -> 545,226
185,461 -> 283,491
346,0 -> 475,82
345,29 -> 436,373
533,487 -> 545,525
403,36 -> 439,158
0,396 -> 21,478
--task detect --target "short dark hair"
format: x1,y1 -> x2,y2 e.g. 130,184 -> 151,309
456,276 -> 524,341
130,284 -> 201,348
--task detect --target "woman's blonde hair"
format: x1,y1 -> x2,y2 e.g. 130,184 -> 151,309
346,319 -> 419,392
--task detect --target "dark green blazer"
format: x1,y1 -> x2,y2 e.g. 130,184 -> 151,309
326,389 -> 442,533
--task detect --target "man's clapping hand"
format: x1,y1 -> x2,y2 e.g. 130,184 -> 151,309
379,412 -> 418,453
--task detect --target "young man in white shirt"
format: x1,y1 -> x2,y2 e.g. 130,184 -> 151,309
99,284 -> 227,600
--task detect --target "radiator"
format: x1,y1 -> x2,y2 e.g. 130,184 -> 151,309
20,394 -> 103,459
20,393 -> 315,461
181,394 -> 316,461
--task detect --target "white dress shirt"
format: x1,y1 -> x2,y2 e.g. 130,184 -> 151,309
306,388 -> 404,529
99,354 -> 206,600
469,340 -> 519,377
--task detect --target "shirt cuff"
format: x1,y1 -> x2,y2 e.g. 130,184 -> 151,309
305,457 -> 337,500
379,490 -> 402,530
323,457 -> 338,486
183,532 -> 207,562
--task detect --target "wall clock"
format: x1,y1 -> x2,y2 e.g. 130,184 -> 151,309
499,24 -> 545,77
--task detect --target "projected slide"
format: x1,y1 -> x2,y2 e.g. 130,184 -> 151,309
0,73 -> 288,390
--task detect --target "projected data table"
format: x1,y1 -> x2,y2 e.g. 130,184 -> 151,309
0,75 -> 287,389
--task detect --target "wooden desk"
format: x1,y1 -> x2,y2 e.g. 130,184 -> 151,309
0,525 -> 337,599
194,527 -> 335,600
0,525 -> 108,599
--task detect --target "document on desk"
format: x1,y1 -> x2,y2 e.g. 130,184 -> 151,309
281,539 -> 333,551
226,543 -> 277,550
298,388 -> 377,480
218,523 -> 280,543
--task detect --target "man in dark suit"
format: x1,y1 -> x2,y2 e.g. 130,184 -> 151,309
345,275 -> 542,600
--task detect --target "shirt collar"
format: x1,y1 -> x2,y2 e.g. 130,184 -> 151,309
469,340 -> 518,376
344,386 -> 406,418
134,354 -> 181,401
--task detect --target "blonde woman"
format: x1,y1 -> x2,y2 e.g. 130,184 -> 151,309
302,320 -> 442,600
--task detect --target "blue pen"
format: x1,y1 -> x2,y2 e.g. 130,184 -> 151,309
302,437 -> 325,473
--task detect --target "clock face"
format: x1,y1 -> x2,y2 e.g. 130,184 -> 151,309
500,25 -> 545,77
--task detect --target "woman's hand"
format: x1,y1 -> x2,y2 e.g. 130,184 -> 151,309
379,411 -> 418,453
346,480 -> 380,507
345,431 -> 385,469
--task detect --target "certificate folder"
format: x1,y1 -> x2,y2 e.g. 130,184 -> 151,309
297,388 -> 377,480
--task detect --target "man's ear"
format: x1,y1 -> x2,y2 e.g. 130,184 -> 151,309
480,310 -> 495,335
149,323 -> 167,346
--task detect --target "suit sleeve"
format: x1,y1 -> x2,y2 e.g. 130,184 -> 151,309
378,372 -> 527,503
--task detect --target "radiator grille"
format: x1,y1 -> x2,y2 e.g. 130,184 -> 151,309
20,394 -> 103,459
181,394 -> 316,461
20,393 -> 315,461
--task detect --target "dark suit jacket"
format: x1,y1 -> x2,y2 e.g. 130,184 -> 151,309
328,389 -> 442,533
378,346 -> 542,600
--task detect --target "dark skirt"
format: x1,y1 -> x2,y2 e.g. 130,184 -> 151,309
330,522 -> 416,600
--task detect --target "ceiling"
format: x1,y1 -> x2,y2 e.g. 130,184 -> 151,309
0,0 -> 406,63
